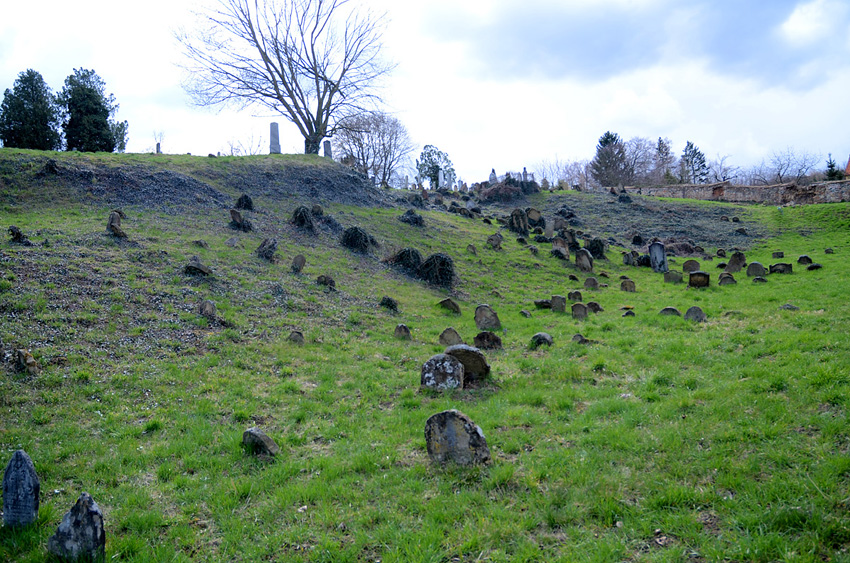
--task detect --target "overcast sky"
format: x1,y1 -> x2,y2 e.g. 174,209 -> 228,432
2,0 -> 849,183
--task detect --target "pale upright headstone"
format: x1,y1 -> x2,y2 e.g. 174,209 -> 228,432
3,450 -> 40,527
269,122 -> 281,154
438,169 -> 445,189
323,140 -> 332,159
47,492 -> 106,562
649,242 -> 668,273
522,167 -> 528,182
489,169 -> 498,184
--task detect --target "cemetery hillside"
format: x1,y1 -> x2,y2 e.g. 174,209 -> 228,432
2,148 -> 850,562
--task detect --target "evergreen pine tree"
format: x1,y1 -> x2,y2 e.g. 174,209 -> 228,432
0,69 -> 61,150
825,154 -> 845,181
681,141 -> 709,184
58,69 -> 127,152
589,131 -> 630,187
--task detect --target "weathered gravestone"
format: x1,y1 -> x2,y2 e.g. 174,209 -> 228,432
807,263 -> 823,271
718,273 -> 737,285
16,350 -> 38,375
584,277 -> 599,290
772,251 -> 784,259
474,304 -> 501,330
317,274 -> 336,290
587,301 -> 603,313
770,263 -> 793,274
198,300 -> 216,320
575,248 -> 594,272
438,327 -> 463,346
473,331 -> 502,350
725,252 -> 746,273
394,324 -> 412,340
508,208 -> 529,236
659,307 -> 682,316
682,259 -> 701,272
684,306 -> 707,322
825,248 -> 834,254
47,492 -> 106,562
466,244 -> 477,255
421,354 -> 464,390
753,276 -> 768,284
185,256 -> 212,276
649,242 -> 668,273
688,271 -> 710,288
746,262 -> 766,277
717,248 -> 727,258
229,209 -> 253,232
291,254 -> 306,274
551,295 -> 566,313
444,344 -> 490,381
235,193 -> 254,210
106,210 -> 127,238
269,122 -> 281,154
797,255 -> 813,265
585,238 -> 606,259
3,450 -> 40,527
256,238 -> 278,261
439,298 -> 461,315
530,332 -> 553,349
379,296 -> 398,312
534,299 -> 552,309
288,331 -> 305,345
620,279 -> 636,292
568,291 -> 583,302
242,427 -> 280,456
425,410 -> 490,465
486,233 -> 503,250
571,302 -> 588,320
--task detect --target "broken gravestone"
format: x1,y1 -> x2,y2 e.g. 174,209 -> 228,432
229,209 -> 253,232
473,331 -> 502,350
649,242 -> 668,273
444,344 -> 490,381
3,450 -> 40,527
47,492 -> 106,562
185,256 -> 212,276
106,210 -> 127,238
770,263 -> 793,274
424,410 -> 490,465
421,354 -> 464,390
568,291 -> 583,302
256,238 -> 278,262
242,427 -> 280,456
235,193 -> 254,210
474,304 -> 501,330
379,296 -> 398,312
291,206 -> 314,231
438,298 -> 461,315
529,332 -> 553,349
16,350 -> 39,375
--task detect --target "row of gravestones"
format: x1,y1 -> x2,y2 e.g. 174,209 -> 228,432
3,450 -> 105,561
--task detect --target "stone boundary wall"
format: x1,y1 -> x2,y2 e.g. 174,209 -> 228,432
621,180 -> 850,205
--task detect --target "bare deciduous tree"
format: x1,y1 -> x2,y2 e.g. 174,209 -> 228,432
178,0 -> 391,154
708,154 -> 739,183
334,112 -> 415,187
746,147 -> 820,185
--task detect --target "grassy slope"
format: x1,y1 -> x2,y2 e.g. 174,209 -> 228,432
0,150 -> 849,562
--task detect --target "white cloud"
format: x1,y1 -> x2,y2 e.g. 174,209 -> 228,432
779,0 -> 845,46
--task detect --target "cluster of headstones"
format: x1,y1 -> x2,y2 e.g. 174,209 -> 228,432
3,450 -> 105,561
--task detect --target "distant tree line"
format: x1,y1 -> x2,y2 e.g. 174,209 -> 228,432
0,68 -> 128,152
538,132 -> 845,190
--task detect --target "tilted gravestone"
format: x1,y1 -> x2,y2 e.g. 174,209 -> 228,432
438,298 -> 461,315
725,252 -> 746,273
587,301 -> 603,313
242,427 -> 280,456
47,492 -> 106,562
438,327 -> 463,346
444,344 -> 490,381
421,354 -> 464,390
575,248 -> 594,272
199,300 -> 216,320
106,210 -> 127,238
649,242 -> 668,273
3,450 -> 40,527
424,410 -> 490,465
474,304 -> 501,330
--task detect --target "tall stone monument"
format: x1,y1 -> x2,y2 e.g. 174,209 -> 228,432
323,140 -> 332,159
269,122 -> 281,154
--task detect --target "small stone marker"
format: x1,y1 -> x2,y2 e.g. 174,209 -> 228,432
622,310 -> 636,317
717,248 -> 727,258
379,296 -> 399,312
520,310 -> 532,318
242,427 -> 280,456
16,349 -> 39,375
779,303 -> 800,311
769,263 -> 793,274
439,327 -> 463,346
466,244 -> 477,255
684,306 -> 707,322
185,256 -> 212,276
421,354 -> 464,390
572,334 -> 592,344
235,193 -> 254,210
3,450 -> 40,527
486,233 -> 503,250
807,263 -> 823,271
772,251 -> 784,258
257,238 -> 278,261
688,271 -> 710,288
725,252 -> 746,273
291,254 -> 306,274
106,210 -> 127,238
649,242 -> 668,273
474,304 -> 501,330
444,344 -> 490,381
620,279 -> 636,292
718,273 -> 737,285
575,248 -> 594,272
424,410 -> 490,465
439,298 -> 461,315
753,276 -> 768,283
199,300 -> 216,320
568,274 -> 579,282
825,248 -> 834,254
288,331 -> 305,345
534,299 -> 552,309
797,255 -> 813,265
317,275 -> 336,289
551,295 -> 566,313
394,324 -> 412,340
587,301 -> 603,313
584,277 -> 599,290
682,259 -> 701,272
529,332 -> 553,349
659,307 -> 682,316
229,209 -> 253,232
568,291 -> 583,302
473,331 -> 502,350
571,302 -> 588,320
746,262 -> 766,277
47,492 -> 106,562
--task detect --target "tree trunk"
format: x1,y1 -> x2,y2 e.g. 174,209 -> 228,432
304,137 -> 320,154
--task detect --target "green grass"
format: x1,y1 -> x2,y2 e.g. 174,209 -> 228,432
1,151 -> 849,561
